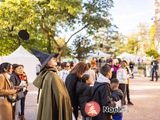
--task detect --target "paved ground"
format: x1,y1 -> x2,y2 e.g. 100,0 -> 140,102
25,74 -> 160,120
123,76 -> 160,120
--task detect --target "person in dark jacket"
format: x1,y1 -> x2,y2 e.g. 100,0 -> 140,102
10,64 -> 26,120
129,60 -> 135,78
76,74 -> 94,120
65,62 -> 89,120
92,64 -> 116,120
110,78 -> 123,120
150,58 -> 159,81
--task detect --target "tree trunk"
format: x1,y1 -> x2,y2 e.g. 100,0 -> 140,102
17,36 -> 21,46
57,49 -> 63,62
47,33 -> 51,54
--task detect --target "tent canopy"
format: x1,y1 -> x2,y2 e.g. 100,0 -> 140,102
89,50 -> 110,58
9,45 -> 34,57
117,52 -> 136,59
0,45 -> 40,82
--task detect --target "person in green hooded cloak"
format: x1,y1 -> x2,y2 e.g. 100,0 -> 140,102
30,48 -> 72,120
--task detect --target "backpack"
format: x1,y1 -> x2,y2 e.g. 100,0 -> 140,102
91,82 -> 112,106
152,61 -> 159,70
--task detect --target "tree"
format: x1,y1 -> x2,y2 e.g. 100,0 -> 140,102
114,34 -> 128,55
136,23 -> 151,56
150,23 -> 156,38
146,49 -> 159,59
0,0 -> 114,61
116,23 -> 153,56
125,34 -> 140,54
71,35 -> 95,61
145,23 -> 159,58
0,0 -> 81,56
93,26 -> 118,55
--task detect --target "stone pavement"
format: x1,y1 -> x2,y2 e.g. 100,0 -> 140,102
123,76 -> 160,120
25,75 -> 160,120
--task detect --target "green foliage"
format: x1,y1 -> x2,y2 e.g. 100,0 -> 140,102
150,24 -> 156,38
93,27 -> 118,55
115,23 -> 154,56
0,0 -> 82,56
138,65 -> 146,70
0,0 -> 114,60
125,34 -> 140,54
53,37 -> 70,57
146,49 -> 159,59
80,0 -> 114,34
71,35 -> 95,61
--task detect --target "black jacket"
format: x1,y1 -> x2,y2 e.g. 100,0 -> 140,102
129,61 -> 135,69
111,89 -> 123,116
76,82 -> 92,117
10,72 -> 21,86
111,89 -> 123,102
92,82 -> 115,120
151,60 -> 159,70
65,73 -> 81,119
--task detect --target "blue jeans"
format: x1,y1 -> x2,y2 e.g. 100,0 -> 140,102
112,114 -> 123,120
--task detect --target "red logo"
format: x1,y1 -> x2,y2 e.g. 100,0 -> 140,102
85,101 -> 100,117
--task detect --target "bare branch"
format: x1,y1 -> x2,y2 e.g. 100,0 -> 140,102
65,24 -> 89,45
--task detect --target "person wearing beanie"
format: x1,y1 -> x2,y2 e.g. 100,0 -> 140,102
30,48 -> 72,120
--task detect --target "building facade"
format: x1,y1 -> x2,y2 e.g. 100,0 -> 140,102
155,0 -> 160,53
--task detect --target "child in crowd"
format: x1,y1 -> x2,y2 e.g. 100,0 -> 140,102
110,78 -> 124,120
82,74 -> 94,86
76,74 -> 94,120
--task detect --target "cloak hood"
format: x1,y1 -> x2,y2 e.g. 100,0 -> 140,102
33,67 -> 57,89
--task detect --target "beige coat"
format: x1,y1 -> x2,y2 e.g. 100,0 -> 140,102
0,74 -> 16,120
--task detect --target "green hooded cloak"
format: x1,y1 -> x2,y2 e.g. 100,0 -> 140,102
33,67 -> 72,120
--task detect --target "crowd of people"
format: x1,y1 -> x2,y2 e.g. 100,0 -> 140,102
0,63 -> 28,120
33,48 -> 136,120
0,48 -> 139,120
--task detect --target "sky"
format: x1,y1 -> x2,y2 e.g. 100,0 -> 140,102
110,0 -> 155,35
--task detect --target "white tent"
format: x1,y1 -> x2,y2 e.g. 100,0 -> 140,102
117,52 -> 136,60
89,50 -> 110,58
0,45 -> 40,82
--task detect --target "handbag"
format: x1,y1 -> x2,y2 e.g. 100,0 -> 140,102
7,91 -> 25,103
7,94 -> 17,103
16,91 -> 25,101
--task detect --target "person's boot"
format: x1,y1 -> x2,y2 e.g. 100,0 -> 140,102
128,101 -> 134,105
21,115 -> 26,120
18,116 -> 22,120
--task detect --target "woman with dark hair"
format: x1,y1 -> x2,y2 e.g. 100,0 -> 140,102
0,62 -> 17,120
65,62 -> 89,120
10,64 -> 26,120
70,61 -> 75,70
